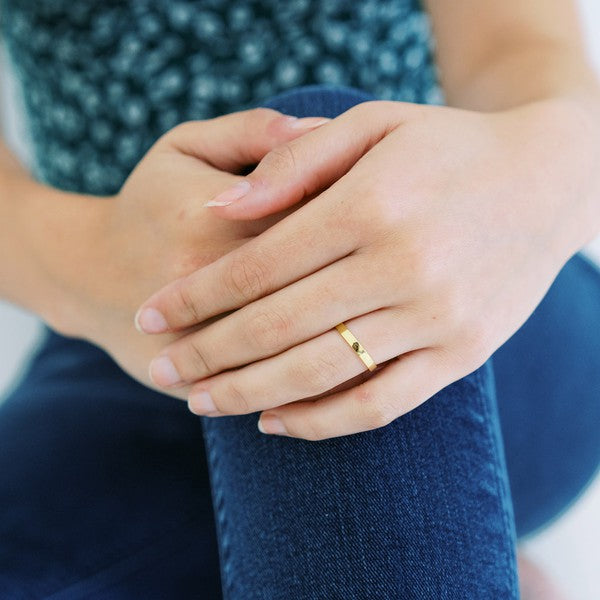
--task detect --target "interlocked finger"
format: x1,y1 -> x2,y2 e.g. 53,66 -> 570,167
148,252 -> 406,387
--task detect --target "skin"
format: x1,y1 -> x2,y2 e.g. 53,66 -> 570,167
1,2 -> 598,595
0,109 -> 328,392
134,1 -> 600,443
138,97 -> 600,440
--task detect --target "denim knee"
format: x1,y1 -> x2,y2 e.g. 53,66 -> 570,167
258,83 -> 377,119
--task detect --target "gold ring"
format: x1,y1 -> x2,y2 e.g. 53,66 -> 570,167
334,322 -> 377,372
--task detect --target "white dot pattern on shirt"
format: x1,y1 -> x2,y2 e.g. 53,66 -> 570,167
0,0 -> 444,195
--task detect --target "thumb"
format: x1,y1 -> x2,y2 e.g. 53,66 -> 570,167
203,101 -> 394,220
163,108 -> 331,174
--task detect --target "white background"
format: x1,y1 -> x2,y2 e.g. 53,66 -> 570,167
1,2 -> 599,597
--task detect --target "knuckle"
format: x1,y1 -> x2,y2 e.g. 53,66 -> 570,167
164,120 -> 197,144
245,306 -> 293,353
403,240 -> 444,291
186,338 -> 218,377
368,194 -> 406,235
301,421 -> 328,442
247,106 -> 279,123
170,120 -> 193,136
225,252 -> 271,302
220,379 -> 251,414
440,320 -> 492,376
290,414 -> 329,441
355,386 -> 396,430
290,353 -> 341,394
241,107 -> 278,138
347,100 -> 380,119
345,181 -> 398,241
174,280 -> 203,325
261,143 -> 297,176
347,100 -> 398,132
349,99 -> 416,120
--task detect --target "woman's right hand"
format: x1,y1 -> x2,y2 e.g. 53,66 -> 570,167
18,109 -> 328,395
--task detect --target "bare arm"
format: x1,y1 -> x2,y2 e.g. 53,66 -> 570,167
424,0 -> 600,111
0,75 -> 106,325
424,0 -> 600,250
0,58 -> 98,320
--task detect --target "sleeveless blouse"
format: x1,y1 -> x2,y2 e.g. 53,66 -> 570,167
0,0 -> 443,195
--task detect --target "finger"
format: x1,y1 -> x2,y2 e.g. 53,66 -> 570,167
164,107 -> 331,173
184,307 -> 437,416
148,251 -> 406,385
135,174 -> 363,334
256,347 -> 451,440
203,100 -> 408,219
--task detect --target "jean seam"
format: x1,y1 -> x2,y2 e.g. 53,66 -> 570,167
474,364 -> 519,598
202,419 -> 234,599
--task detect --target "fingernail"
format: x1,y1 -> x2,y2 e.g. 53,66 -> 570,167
258,414 -> 288,435
135,307 -> 168,334
203,180 -> 251,207
188,390 -> 218,415
149,356 -> 181,387
288,116 -> 331,129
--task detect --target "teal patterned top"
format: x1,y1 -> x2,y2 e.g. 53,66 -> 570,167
0,0 -> 443,195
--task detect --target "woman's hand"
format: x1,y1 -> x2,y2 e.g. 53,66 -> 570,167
136,98 -> 600,438
27,109 -> 328,393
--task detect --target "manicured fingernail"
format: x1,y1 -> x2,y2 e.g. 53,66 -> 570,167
135,307 -> 168,334
258,414 -> 288,435
204,180 -> 251,207
288,116 -> 331,129
149,356 -> 181,387
188,390 -> 217,415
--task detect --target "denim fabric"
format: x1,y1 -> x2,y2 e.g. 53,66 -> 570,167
494,250 -> 600,538
0,332 -> 222,599
0,85 -> 599,599
197,86 -> 519,600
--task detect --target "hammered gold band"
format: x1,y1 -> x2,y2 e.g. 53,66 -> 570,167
334,322 -> 377,372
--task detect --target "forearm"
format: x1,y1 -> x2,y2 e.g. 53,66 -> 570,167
425,0 -> 599,110
439,40 -> 600,115
0,140 -> 103,326
0,141 -> 46,308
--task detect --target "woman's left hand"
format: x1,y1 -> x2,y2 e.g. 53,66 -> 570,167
135,98 -> 598,440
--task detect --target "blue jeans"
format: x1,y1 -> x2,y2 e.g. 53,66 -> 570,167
1,85 -> 599,599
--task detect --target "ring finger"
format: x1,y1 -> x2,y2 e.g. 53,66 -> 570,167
186,306 -> 437,416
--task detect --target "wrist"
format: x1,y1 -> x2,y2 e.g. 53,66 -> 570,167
547,92 -> 600,257
506,93 -> 600,266
0,173 -> 52,310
